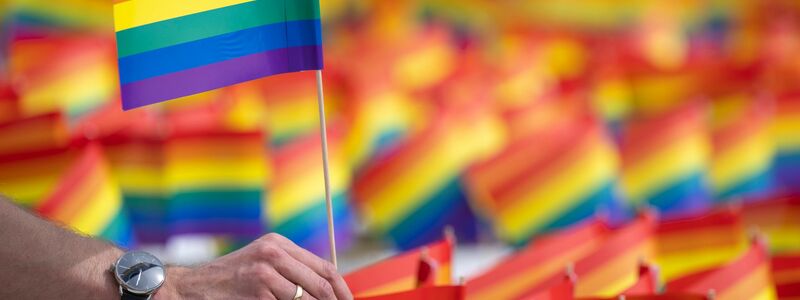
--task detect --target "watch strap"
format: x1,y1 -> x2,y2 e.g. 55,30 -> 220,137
121,291 -> 150,300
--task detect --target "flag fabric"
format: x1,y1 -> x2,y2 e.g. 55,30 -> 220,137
667,239 -> 778,300
742,194 -> 800,253
519,274 -> 576,300
571,213 -> 656,297
465,219 -> 610,300
112,0 -> 324,109
345,237 -> 453,298
267,127 -> 356,258
164,127 -> 266,239
0,137 -> 76,207
0,112 -> 68,157
655,208 -> 748,281
5,0 -> 112,39
771,253 -> 800,300
353,103 -> 504,249
355,286 -> 464,300
35,142 -> 134,247
620,103 -> 711,218
622,263 -> 661,295
466,114 -> 623,246
708,94 -> 775,200
773,94 -> 800,193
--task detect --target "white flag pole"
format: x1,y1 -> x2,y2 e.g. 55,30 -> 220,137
314,70 -> 338,268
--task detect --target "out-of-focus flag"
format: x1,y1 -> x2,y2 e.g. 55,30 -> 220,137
519,273 -> 576,300
709,94 -> 775,200
9,36 -> 118,119
773,93 -> 800,193
5,0 -> 112,38
620,103 -> 711,218
113,0 -> 324,109
577,263 -> 660,300
655,208 -> 748,281
667,239 -> 778,300
36,143 -> 134,247
0,82 -> 18,122
771,253 -> 800,300
0,142 -> 76,207
267,128 -> 356,257
355,286 -> 464,300
345,237 -> 453,298
466,114 -> 622,246
353,103 -> 504,249
164,127 -> 266,239
466,219 -> 610,300
0,112 -> 68,157
571,214 -> 656,298
742,194 -> 800,253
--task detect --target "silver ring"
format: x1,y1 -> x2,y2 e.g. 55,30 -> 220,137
293,285 -> 304,300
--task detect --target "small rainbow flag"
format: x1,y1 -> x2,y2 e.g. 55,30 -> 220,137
35,142 -> 135,247
164,128 -> 266,239
345,237 -> 453,298
353,103 -> 504,249
655,208 -> 748,281
466,219 -> 610,300
112,0 -> 324,109
708,95 -> 775,200
771,253 -> 800,300
620,103 -> 711,218
466,115 -> 623,246
267,128 -> 356,258
667,239 -> 778,300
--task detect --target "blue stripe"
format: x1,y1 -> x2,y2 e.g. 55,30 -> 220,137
118,20 -> 321,85
271,193 -> 351,245
168,190 -> 262,221
645,172 -> 711,219
714,171 -> 774,201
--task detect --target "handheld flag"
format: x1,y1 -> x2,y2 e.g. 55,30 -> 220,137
113,0 -> 323,109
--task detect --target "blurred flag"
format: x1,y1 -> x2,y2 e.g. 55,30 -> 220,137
519,273 -> 576,300
571,214 -> 656,297
353,103 -> 504,249
667,239 -> 778,300
0,142 -> 76,206
355,286 -> 464,300
622,263 -> 661,296
267,127 -> 356,258
742,194 -> 800,253
773,93 -> 800,193
5,0 -> 112,38
466,114 -> 623,246
466,219 -> 610,300
35,142 -> 134,247
771,253 -> 800,300
620,103 -> 711,218
164,127 -> 266,239
709,94 -> 775,200
345,237 -> 453,298
655,208 -> 748,281
0,112 -> 68,157
113,0 -> 324,109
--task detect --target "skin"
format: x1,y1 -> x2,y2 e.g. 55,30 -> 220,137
0,197 -> 353,300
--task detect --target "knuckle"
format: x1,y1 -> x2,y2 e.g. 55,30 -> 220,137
255,243 -> 283,262
263,232 -> 284,243
253,265 -> 276,284
319,261 -> 338,280
315,278 -> 335,299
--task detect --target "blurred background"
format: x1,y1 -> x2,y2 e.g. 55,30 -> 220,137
1,0 -> 800,281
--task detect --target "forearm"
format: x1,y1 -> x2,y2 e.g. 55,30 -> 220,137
0,196 -> 123,299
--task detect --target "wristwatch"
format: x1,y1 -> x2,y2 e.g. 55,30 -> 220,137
112,251 -> 166,300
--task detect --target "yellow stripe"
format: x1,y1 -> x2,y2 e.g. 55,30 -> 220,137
353,276 -> 416,298
656,243 -> 748,281
774,116 -> 800,151
575,243 -> 652,297
113,0 -> 254,31
70,181 -> 123,235
718,264 -> 777,300
710,128 -> 773,193
622,132 -> 709,203
0,175 -> 64,206
269,157 -> 350,224
113,166 -> 164,193
166,158 -> 265,191
496,141 -> 617,241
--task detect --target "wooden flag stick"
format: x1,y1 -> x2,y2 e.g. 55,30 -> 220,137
315,70 -> 338,268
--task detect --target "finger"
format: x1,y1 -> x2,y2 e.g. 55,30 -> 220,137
301,292 -> 319,300
260,266 -> 298,300
268,248 -> 336,300
265,234 -> 352,300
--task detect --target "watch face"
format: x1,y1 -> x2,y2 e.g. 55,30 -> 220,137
114,251 -> 166,294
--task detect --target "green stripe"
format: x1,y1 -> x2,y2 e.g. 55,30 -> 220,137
116,0 -> 320,58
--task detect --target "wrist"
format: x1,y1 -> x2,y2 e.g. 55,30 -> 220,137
152,266 -> 190,300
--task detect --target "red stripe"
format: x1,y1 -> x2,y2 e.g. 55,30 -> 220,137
620,103 -> 705,167
36,144 -> 103,216
355,286 -> 464,300
574,215 -> 654,275
657,208 -> 740,234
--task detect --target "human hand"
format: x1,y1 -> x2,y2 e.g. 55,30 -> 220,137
157,233 -> 352,300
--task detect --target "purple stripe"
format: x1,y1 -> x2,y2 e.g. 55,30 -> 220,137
120,45 -> 322,110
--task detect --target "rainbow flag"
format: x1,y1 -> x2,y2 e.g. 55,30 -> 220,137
620,103 -> 711,218
572,214 -> 656,298
771,253 -> 800,300
655,208 -> 748,281
466,220 -> 610,300
5,0 -> 112,38
0,144 -> 77,207
742,195 -> 800,253
667,239 -> 778,300
355,286 -> 464,300
164,128 -> 266,239
267,128 -> 356,258
353,103 -> 504,249
35,143 -> 134,247
466,115 -> 623,246
0,112 -> 68,157
345,237 -> 453,298
773,94 -> 800,193
708,95 -> 775,200
112,0 -> 324,109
